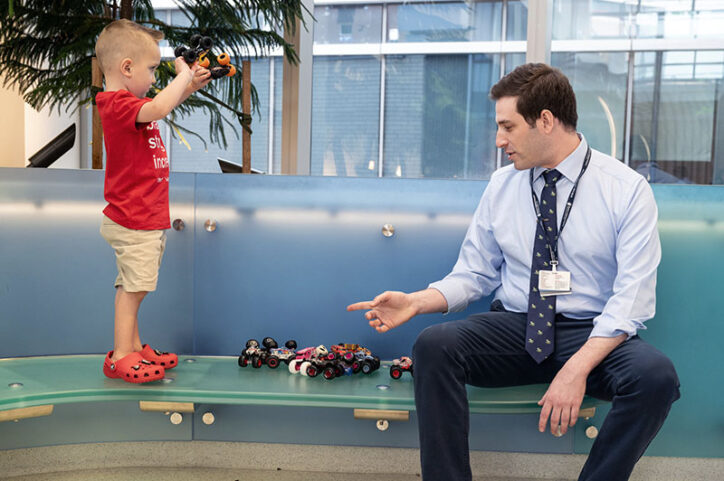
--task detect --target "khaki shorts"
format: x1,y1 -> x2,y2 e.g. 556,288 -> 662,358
100,215 -> 167,292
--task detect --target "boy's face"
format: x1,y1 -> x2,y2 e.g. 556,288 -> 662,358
125,39 -> 161,98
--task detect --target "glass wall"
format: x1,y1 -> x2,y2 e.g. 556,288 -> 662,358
144,1 -> 724,185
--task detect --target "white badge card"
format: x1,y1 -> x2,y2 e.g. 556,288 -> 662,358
538,266 -> 572,296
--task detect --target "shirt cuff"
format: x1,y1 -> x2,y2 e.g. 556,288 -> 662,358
589,314 -> 646,340
427,280 -> 468,313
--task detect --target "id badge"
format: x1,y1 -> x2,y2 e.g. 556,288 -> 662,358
538,263 -> 571,296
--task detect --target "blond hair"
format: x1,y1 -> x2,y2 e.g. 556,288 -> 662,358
95,19 -> 164,74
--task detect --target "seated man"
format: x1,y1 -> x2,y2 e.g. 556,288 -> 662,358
348,63 -> 680,481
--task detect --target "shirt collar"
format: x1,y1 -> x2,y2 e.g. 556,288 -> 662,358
533,133 -> 588,183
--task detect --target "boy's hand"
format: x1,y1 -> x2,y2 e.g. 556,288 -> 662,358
174,57 -> 192,79
190,64 -> 212,91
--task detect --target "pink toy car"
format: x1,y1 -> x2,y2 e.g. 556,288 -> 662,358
389,356 -> 413,379
288,345 -> 336,377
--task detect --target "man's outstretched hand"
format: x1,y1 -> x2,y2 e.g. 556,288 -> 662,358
347,291 -> 417,333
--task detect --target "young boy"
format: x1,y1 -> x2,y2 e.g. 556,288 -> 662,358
95,19 -> 211,383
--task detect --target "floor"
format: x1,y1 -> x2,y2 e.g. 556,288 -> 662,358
0,467 -> 551,481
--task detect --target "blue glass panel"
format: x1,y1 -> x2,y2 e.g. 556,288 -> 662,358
169,58 -> 271,174
384,54 -> 500,179
311,57 -> 381,177
387,1 -> 503,43
314,5 -> 383,44
0,169 -> 195,357
552,52 -> 628,161
192,174 -> 491,359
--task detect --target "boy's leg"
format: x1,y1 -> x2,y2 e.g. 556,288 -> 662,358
412,302 -> 554,481
578,337 -> 680,481
112,287 -> 147,361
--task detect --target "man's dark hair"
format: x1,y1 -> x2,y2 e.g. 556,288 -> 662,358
490,63 -> 577,130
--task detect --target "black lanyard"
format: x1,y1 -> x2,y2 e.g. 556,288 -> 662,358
529,146 -> 591,265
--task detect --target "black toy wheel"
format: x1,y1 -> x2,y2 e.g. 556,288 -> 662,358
189,34 -> 202,48
267,356 -> 279,368
285,340 -> 297,350
352,361 -> 361,373
238,356 -> 248,367
199,36 -> 213,50
361,361 -> 372,374
323,367 -> 336,380
251,355 -> 262,368
174,45 -> 187,58
246,339 -> 259,349
390,367 -> 402,379
262,337 -> 278,349
182,48 -> 198,64
307,365 -> 319,377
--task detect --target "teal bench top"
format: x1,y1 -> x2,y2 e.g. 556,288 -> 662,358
0,355 -> 605,414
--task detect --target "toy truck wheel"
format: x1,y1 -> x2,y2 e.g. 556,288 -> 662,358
174,46 -> 187,58
199,55 -> 210,68
390,367 -> 402,379
227,64 -> 236,77
361,361 -> 372,374
323,367 -> 336,380
285,340 -> 297,349
189,34 -> 202,48
289,359 -> 300,374
333,364 -> 344,377
352,361 -> 361,373
238,356 -> 248,367
246,339 -> 259,349
305,363 -> 319,377
199,36 -> 213,50
342,352 -> 354,362
217,53 -> 230,66
251,355 -> 262,368
183,49 -> 198,64
300,361 -> 311,376
267,356 -> 279,368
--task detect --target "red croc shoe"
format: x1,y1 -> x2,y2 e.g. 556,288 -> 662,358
140,344 -> 178,369
103,351 -> 165,383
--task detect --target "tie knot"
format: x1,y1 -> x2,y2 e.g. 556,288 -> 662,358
543,169 -> 561,184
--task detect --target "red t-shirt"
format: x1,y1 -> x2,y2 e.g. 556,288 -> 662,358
96,90 -> 170,230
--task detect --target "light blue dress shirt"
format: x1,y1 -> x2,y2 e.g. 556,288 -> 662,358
429,135 -> 661,339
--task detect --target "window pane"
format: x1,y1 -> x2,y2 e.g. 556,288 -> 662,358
631,51 -> 724,184
272,57 -> 283,174
170,58 -> 271,173
384,54 -> 500,179
310,57 -> 381,177
552,52 -> 628,161
506,0 -> 528,41
553,0 -> 631,40
314,5 -> 382,44
387,1 -> 503,43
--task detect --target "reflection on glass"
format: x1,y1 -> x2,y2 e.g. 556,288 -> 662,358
314,5 -> 382,44
170,58 -> 271,174
387,1 -> 503,42
631,50 -> 724,184
552,52 -> 627,161
311,57 -> 381,177
384,54 -> 500,179
552,0 -> 724,40
506,0 -> 528,41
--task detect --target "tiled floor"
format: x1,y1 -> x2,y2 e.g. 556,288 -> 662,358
0,467 -> 551,481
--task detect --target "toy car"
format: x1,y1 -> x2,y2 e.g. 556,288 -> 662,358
174,34 -> 236,79
389,356 -> 413,379
288,345 -> 337,377
238,337 -> 296,368
331,343 -> 380,374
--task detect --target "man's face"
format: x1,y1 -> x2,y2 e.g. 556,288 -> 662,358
495,96 -> 544,171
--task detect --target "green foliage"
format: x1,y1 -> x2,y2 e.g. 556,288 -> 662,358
0,0 -> 307,149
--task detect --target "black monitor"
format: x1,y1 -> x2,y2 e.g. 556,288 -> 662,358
217,158 -> 264,174
27,124 -> 76,168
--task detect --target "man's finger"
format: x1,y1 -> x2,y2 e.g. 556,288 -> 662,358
347,301 -> 373,311
538,402 -> 552,432
559,408 -> 571,435
550,407 -> 562,436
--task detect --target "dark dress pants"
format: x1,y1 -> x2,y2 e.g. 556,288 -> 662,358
412,300 -> 680,481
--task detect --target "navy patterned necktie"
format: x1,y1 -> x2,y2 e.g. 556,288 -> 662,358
526,169 -> 561,363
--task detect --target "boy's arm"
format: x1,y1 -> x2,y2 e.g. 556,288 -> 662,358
136,58 -> 198,123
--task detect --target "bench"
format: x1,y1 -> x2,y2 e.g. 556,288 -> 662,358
0,355 -> 605,435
